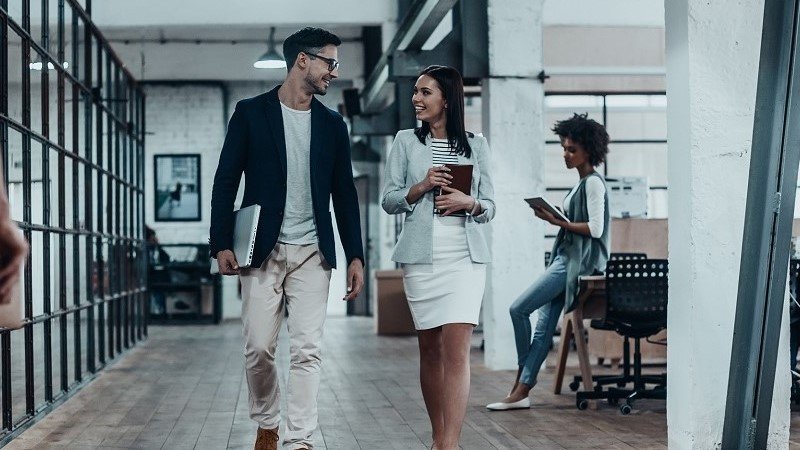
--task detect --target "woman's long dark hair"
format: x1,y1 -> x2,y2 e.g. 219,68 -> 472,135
413,65 -> 472,158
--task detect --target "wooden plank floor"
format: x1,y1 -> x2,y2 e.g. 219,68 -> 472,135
3,317 -> 800,449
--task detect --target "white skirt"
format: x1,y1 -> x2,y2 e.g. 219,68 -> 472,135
402,215 -> 487,330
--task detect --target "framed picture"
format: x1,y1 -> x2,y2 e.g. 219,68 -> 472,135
154,154 -> 201,221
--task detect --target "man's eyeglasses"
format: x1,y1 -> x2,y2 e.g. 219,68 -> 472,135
304,52 -> 339,72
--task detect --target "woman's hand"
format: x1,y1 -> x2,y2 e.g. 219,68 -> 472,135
435,186 -> 474,216
405,166 -> 454,206
533,205 -> 561,226
0,220 -> 27,302
422,166 -> 452,191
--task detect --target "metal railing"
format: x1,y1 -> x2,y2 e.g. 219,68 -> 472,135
0,0 -> 146,443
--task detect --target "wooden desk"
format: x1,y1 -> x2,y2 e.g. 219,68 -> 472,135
553,275 -> 606,395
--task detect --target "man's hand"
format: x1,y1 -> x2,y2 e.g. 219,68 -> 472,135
343,258 -> 364,301
216,249 -> 240,275
0,220 -> 27,303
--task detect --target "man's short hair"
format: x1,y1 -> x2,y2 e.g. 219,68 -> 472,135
283,27 -> 342,70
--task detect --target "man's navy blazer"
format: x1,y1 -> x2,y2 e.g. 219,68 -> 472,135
209,86 -> 364,270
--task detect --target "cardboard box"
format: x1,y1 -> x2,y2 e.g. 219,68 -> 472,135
374,269 -> 416,335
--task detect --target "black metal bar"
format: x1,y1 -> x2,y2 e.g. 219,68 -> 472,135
601,95 -> 608,177
20,0 -> 36,421
1,332 -> 10,430
57,0 -> 68,397
40,0 -> 53,404
140,90 -> 147,339
0,289 -> 149,329
0,116 -> 144,192
0,0 -> 146,441
722,0 -> 800,447
69,7 -> 82,385
545,90 -> 667,96
0,0 -> 10,432
545,139 -> 668,145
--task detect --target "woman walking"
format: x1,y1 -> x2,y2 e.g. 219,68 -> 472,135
381,65 -> 495,449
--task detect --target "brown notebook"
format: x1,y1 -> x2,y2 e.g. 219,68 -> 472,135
435,164 -> 473,215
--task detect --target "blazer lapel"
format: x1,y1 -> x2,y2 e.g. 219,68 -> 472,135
263,87 -> 287,179
309,99 -> 326,193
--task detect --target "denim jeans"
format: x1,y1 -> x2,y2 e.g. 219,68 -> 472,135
509,253 -> 567,386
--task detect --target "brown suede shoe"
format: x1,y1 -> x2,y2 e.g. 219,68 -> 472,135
254,427 -> 279,450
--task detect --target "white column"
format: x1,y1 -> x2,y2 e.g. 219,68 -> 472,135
482,0 -> 545,370
665,0 -> 789,448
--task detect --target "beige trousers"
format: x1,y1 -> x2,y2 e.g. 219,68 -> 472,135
239,242 -> 331,450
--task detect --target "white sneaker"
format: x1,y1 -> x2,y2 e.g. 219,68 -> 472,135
486,397 -> 531,411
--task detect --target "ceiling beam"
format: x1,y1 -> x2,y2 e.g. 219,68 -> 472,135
360,0 -> 458,114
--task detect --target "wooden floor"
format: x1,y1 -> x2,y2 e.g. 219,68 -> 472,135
3,317 -> 799,449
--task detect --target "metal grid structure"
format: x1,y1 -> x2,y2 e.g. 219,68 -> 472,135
0,0 -> 146,443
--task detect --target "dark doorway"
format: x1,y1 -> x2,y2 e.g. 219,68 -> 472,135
347,175 -> 370,316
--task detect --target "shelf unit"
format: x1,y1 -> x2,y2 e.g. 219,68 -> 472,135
147,243 -> 222,324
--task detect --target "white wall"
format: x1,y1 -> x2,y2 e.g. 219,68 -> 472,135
664,0 -> 789,447
544,0 -> 664,27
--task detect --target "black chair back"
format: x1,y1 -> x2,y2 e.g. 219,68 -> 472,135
605,259 -> 668,337
790,259 -> 800,324
609,252 -> 647,262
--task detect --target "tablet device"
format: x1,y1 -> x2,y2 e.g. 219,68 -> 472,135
524,197 -> 570,223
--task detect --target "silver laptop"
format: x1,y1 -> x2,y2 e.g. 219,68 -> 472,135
210,204 -> 261,274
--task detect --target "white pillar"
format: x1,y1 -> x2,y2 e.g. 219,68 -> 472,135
482,0 -> 545,370
665,0 -> 789,448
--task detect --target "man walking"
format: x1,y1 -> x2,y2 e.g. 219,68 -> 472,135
210,27 -> 364,450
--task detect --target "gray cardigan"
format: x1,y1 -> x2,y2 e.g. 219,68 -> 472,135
550,172 -> 610,312
381,129 -> 496,264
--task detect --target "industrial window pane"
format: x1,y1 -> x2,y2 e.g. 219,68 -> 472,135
65,310 -> 75,386
31,51 -> 45,136
29,230 -> 45,317
44,65 -> 59,140
6,127 -> 23,223
605,142 -> 668,187
10,328 -> 25,422
33,323 -> 47,406
29,142 -> 43,225
5,1 -> 23,28
7,29 -> 23,126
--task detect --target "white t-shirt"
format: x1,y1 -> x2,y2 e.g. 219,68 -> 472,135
278,102 -> 317,244
563,175 -> 606,238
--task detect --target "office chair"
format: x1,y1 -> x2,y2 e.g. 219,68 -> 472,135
569,253 -> 648,393
790,259 -> 800,404
576,259 -> 668,414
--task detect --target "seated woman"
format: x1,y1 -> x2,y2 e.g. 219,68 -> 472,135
487,113 -> 610,410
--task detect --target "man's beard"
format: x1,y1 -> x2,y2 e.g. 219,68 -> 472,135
305,74 -> 328,96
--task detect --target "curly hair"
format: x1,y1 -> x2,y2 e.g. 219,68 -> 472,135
551,113 -> 609,167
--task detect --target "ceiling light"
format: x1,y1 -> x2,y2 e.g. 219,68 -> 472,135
254,27 -> 286,69
29,57 -> 69,71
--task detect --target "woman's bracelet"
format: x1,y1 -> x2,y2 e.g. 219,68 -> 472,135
468,198 -> 480,216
